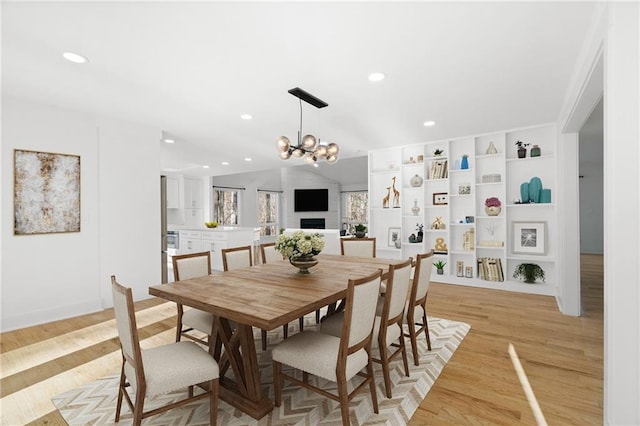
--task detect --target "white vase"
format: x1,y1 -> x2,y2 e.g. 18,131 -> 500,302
485,206 -> 501,216
410,174 -> 423,187
411,200 -> 420,216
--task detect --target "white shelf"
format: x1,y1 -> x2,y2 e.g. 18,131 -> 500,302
369,123 -> 557,296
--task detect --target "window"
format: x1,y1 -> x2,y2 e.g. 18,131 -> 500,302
213,189 -> 239,225
342,191 -> 368,233
258,191 -> 280,236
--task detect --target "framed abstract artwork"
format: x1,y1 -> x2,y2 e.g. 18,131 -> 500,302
512,221 -> 546,255
14,149 -> 81,235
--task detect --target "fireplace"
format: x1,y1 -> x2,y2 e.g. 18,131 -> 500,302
300,218 -> 326,229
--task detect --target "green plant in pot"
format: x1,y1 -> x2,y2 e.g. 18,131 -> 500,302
433,260 -> 446,275
354,224 -> 367,238
513,263 -> 545,283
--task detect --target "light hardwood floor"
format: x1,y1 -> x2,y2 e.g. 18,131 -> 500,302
0,254 -> 603,425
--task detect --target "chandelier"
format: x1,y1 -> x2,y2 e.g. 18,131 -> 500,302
276,87 -> 339,165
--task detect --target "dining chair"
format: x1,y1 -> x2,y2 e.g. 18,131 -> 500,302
272,269 -> 382,426
221,245 -> 273,350
221,245 -> 253,271
259,242 -> 302,340
259,242 -> 283,264
340,237 -> 376,257
111,276 -> 219,425
172,251 -> 215,348
404,250 -> 435,365
321,257 -> 412,398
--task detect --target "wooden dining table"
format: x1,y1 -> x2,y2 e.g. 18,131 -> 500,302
148,253 -> 397,419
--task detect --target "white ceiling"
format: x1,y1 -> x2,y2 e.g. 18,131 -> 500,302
2,1 -> 597,177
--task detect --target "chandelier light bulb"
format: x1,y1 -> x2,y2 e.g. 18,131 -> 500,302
314,144 -> 328,158
304,153 -> 316,164
279,150 -> 291,160
326,154 -> 338,164
292,147 -> 305,158
276,136 -> 290,152
326,142 -> 339,156
301,134 -> 317,150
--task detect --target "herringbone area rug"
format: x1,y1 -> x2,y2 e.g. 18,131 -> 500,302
52,316 -> 469,425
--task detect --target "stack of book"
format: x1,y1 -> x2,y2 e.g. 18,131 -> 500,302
477,257 -> 504,281
429,160 -> 448,179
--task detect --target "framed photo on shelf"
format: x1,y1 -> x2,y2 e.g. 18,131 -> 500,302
433,192 -> 448,205
512,221 -> 546,255
388,227 -> 401,247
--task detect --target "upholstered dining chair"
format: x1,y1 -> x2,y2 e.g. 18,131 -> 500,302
111,276 -> 219,425
172,251 -> 214,348
259,242 -> 283,264
272,269 -> 382,426
321,257 -> 413,398
404,250 -> 435,365
340,237 -> 376,257
221,245 -> 274,350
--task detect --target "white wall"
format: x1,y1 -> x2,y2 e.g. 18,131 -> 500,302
0,97 -> 161,331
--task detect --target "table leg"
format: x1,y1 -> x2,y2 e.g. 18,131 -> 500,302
214,318 -> 272,419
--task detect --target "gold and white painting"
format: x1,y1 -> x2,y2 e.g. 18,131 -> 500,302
14,149 -> 81,235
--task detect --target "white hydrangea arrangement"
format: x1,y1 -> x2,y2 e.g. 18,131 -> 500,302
274,231 -> 325,259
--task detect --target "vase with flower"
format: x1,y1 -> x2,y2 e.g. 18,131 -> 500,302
485,197 -> 502,216
275,231 -> 325,274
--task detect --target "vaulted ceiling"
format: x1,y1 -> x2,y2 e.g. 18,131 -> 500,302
2,1 -> 597,177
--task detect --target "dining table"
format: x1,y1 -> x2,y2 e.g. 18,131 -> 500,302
148,253 -> 398,419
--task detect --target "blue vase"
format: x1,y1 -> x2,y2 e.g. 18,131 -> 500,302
520,182 -> 530,203
541,188 -> 552,203
529,177 -> 543,203
461,156 -> 469,170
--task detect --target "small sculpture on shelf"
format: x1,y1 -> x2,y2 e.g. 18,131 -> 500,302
486,141 -> 498,155
382,186 -> 391,208
433,148 -> 444,157
434,237 -> 448,254
530,144 -> 541,157
461,154 -> 469,170
431,216 -> 445,230
391,176 -> 400,208
408,233 -> 417,243
416,223 -> 424,242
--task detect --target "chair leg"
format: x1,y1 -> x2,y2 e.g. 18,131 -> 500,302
423,311 -> 432,351
273,361 -> 282,407
399,331 -> 410,377
261,329 -> 267,351
133,387 -> 145,426
379,340 -> 393,399
366,356 -> 379,414
337,375 -> 351,426
115,366 -> 126,422
210,378 -> 219,426
407,311 -> 420,366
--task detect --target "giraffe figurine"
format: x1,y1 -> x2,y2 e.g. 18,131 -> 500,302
391,176 -> 400,208
382,186 -> 391,208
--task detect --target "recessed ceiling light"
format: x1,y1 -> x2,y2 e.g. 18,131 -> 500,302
423,121 -> 436,127
163,138 -> 175,144
62,52 -> 88,64
240,114 -> 252,120
202,165 -> 210,169
244,157 -> 252,162
368,72 -> 385,82
221,161 -> 229,166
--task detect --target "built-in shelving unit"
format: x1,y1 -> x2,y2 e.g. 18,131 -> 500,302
368,123 -> 557,296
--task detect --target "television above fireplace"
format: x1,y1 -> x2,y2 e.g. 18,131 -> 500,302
294,188 -> 329,212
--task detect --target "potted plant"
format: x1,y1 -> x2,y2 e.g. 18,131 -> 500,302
433,260 -> 446,275
416,223 -> 424,242
513,263 -> 545,283
515,140 -> 530,158
354,224 -> 367,238
484,197 -> 502,216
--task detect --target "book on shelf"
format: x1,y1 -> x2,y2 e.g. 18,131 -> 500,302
429,160 -> 448,179
477,257 -> 504,282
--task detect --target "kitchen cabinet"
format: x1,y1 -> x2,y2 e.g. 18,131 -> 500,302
184,177 -> 204,209
179,231 -> 203,254
178,227 -> 257,271
166,176 -> 180,209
